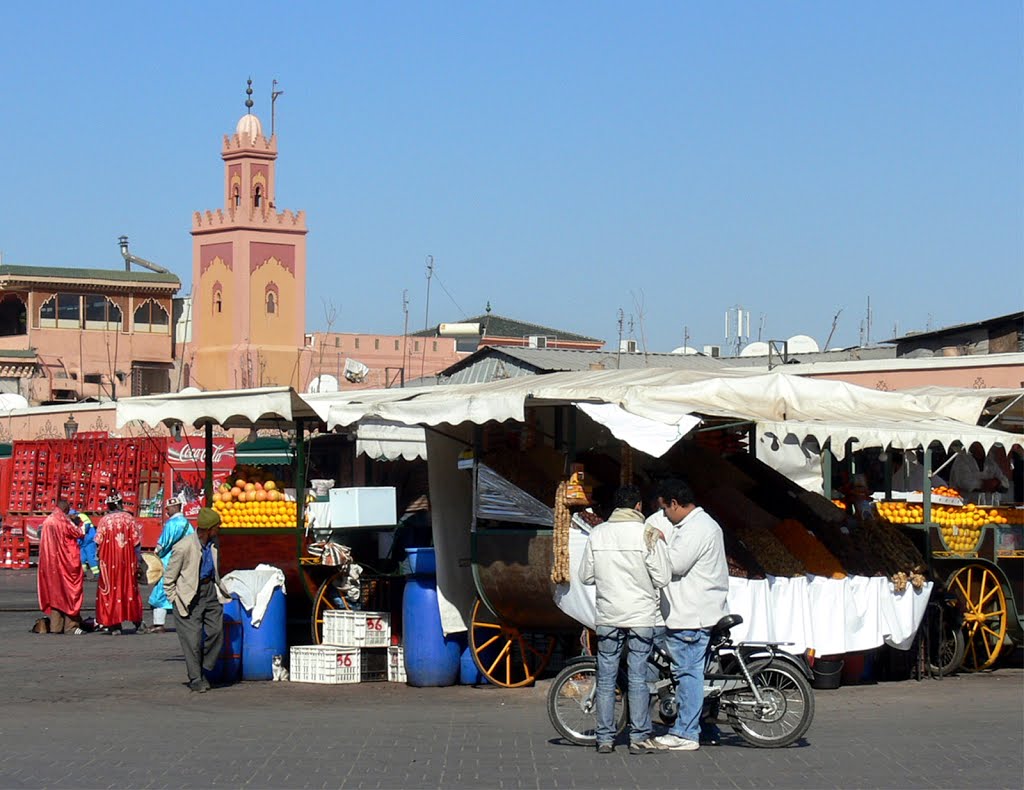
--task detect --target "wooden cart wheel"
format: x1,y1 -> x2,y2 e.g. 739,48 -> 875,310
948,565 -> 1007,672
311,570 -> 352,644
470,597 -> 556,688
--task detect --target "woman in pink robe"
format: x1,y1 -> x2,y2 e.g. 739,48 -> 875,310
37,501 -> 85,633
94,493 -> 143,634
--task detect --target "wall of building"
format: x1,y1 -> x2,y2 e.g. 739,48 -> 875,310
306,332 -> 465,390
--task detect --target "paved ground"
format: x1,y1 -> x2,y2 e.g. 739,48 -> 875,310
0,571 -> 1021,789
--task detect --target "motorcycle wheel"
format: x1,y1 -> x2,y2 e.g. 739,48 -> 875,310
724,662 -> 815,748
927,621 -> 966,677
546,660 -> 627,746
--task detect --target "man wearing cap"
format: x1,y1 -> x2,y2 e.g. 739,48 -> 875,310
94,491 -> 145,635
37,499 -> 87,634
141,494 -> 194,634
163,507 -> 231,692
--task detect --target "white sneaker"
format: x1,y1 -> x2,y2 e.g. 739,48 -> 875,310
654,734 -> 700,751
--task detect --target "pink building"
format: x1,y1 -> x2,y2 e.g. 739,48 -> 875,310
306,331 -> 465,390
0,264 -> 180,403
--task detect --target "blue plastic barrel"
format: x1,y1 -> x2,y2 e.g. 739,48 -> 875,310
209,595 -> 243,683
241,587 -> 287,681
459,642 -> 486,685
402,548 -> 460,687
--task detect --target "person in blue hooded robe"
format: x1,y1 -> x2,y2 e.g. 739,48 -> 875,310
75,511 -> 100,578
140,495 -> 194,634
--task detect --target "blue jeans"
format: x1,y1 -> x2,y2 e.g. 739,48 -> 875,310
664,628 -> 710,742
595,626 -> 655,745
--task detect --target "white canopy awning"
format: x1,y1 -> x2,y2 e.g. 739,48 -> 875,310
115,386 -> 326,430
355,419 -> 427,461
322,370 -> 1023,460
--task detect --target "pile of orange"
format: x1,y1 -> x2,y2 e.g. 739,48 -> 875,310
213,476 -> 298,529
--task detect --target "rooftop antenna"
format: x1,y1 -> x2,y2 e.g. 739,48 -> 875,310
401,289 -> 410,384
757,313 -> 766,342
616,308 -> 625,369
725,305 -> 750,357
420,255 -> 434,379
823,308 -> 842,352
683,325 -> 690,349
271,80 -> 284,137
244,77 -> 254,113
865,295 -> 873,345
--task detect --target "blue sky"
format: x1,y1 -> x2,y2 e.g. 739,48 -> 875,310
2,3 -> 1021,353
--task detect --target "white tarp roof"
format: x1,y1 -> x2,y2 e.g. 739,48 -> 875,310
323,370 -> 1023,460
116,386 -> 326,430
901,386 -> 1024,428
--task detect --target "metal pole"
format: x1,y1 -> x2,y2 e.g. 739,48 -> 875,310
204,423 -> 214,505
923,445 -> 933,526
822,440 -> 833,499
295,419 -> 306,532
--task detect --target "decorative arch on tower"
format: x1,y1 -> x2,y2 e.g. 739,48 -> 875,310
265,281 -> 279,315
212,280 -> 224,315
252,171 -> 267,209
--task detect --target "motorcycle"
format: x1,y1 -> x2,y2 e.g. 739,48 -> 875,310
547,614 -> 816,749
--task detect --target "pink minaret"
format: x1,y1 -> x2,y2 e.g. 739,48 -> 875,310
190,79 -> 309,391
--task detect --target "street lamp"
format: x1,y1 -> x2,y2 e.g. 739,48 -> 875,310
64,414 -> 79,440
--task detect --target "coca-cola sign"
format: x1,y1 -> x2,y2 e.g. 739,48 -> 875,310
168,438 -> 236,469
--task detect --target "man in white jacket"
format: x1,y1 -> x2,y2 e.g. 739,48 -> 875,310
579,485 -> 671,754
653,478 -> 729,752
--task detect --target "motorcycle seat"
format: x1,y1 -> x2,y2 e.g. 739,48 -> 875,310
710,613 -> 743,638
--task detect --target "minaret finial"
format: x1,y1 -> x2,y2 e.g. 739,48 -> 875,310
485,301 -> 492,314
245,78 -> 254,113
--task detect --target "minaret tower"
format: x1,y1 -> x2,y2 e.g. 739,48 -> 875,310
190,80 -> 309,391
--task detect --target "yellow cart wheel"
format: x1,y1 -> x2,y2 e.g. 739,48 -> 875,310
470,597 -> 556,688
311,570 -> 352,644
948,565 -> 1007,672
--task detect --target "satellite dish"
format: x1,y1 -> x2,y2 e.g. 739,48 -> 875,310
670,346 -> 699,355
0,393 -> 29,411
739,341 -> 770,358
307,374 -> 339,393
787,334 -> 820,353
179,386 -> 203,395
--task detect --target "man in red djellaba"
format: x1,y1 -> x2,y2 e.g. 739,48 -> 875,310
37,498 -> 86,634
94,490 -> 144,635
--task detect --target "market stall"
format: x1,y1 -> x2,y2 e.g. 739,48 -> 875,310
323,369 -> 1023,685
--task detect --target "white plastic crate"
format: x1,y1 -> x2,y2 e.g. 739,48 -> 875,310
388,645 -> 407,683
323,610 -> 392,648
289,645 -> 361,684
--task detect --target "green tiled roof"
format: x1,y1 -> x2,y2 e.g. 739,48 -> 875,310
0,264 -> 180,285
0,349 -> 38,358
413,313 -> 602,343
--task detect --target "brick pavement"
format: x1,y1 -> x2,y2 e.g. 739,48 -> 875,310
0,571 -> 1021,789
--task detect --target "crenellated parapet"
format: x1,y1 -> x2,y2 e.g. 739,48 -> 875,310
222,132 -> 277,156
193,207 -> 307,231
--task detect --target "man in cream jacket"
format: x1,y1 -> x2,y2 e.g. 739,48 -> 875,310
579,485 -> 671,754
163,507 -> 231,693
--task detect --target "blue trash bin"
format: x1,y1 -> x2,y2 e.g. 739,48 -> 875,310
402,548 -> 460,687
209,595 -> 243,683
241,587 -> 287,681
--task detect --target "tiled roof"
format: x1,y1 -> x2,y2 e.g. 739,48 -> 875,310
883,311 -> 1023,344
0,348 -> 39,359
413,313 -> 602,343
0,264 -> 180,286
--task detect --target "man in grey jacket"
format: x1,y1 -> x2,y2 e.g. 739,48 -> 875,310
579,485 -> 671,754
163,507 -> 230,693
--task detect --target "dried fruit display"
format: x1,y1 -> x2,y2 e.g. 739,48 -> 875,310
852,517 -> 926,583
771,519 -> 846,579
733,525 -> 806,577
550,481 -> 572,584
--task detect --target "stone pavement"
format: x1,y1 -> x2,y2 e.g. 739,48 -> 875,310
0,571 -> 1021,789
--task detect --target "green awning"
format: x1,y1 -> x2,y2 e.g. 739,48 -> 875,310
235,437 -> 293,466
0,443 -> 12,459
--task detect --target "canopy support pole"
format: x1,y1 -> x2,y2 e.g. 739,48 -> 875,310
923,445 -> 933,526
204,423 -> 214,506
822,440 -> 833,498
295,420 -> 306,535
